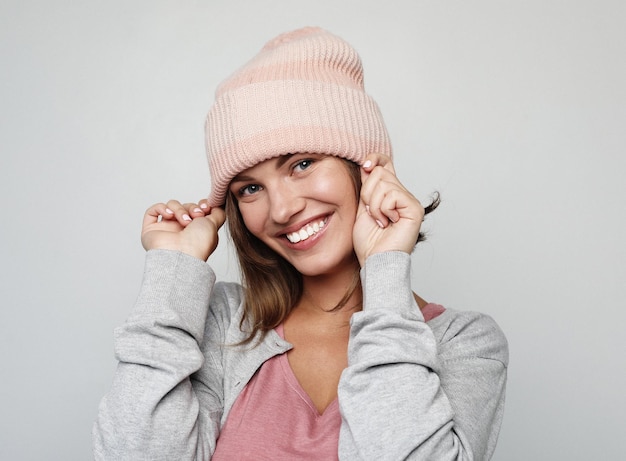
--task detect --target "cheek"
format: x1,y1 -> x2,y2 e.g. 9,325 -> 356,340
310,167 -> 357,205
239,203 -> 265,237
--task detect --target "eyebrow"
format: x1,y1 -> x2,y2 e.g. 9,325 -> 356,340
231,153 -> 295,183
275,153 -> 295,168
231,172 -> 253,183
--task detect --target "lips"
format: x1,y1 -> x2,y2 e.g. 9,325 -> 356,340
285,218 -> 327,243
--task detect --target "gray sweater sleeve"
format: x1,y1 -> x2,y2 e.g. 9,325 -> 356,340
338,252 -> 508,460
93,250 -> 231,460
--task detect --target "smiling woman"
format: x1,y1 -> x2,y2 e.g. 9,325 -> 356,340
233,155 -> 359,272
93,26 -> 508,460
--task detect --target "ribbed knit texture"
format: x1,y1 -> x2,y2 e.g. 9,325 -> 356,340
205,27 -> 392,207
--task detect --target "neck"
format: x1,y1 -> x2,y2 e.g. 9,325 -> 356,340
287,279 -> 360,336
301,254 -> 361,306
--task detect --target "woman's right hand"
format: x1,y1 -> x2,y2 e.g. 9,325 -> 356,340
141,199 -> 226,261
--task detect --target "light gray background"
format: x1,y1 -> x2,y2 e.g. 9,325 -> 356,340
1,1 -> 624,460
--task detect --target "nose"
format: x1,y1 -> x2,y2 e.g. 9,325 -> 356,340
268,180 -> 305,224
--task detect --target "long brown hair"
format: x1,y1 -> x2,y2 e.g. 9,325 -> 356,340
225,158 -> 439,343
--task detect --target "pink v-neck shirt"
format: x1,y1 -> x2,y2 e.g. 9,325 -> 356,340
212,305 -> 446,460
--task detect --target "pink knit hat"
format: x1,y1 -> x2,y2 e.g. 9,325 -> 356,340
205,26 -> 392,207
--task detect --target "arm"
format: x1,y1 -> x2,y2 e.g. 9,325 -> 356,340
93,250 -> 224,460
341,155 -> 508,459
93,201 -> 228,460
338,251 -> 508,460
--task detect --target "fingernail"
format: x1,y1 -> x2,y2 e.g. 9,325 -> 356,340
363,160 -> 372,168
200,203 -> 208,209
183,214 -> 191,221
165,208 -> 174,214
193,208 -> 202,213
376,219 -> 385,228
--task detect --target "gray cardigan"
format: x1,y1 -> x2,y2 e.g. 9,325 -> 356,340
93,250 -> 508,460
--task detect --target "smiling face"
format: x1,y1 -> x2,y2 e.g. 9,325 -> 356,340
229,154 -> 360,278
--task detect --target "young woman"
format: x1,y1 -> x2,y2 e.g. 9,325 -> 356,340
94,27 -> 508,460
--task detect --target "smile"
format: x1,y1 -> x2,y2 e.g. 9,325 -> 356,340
285,218 -> 327,243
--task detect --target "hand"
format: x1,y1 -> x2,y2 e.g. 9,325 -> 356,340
141,199 -> 226,261
353,154 -> 424,266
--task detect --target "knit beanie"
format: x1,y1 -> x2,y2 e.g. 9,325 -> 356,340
204,26 -> 392,207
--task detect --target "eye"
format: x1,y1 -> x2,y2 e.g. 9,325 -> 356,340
238,184 -> 263,196
293,159 -> 314,172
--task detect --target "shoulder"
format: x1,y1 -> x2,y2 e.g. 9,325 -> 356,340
211,281 -> 245,309
206,280 -> 245,326
427,308 -> 509,367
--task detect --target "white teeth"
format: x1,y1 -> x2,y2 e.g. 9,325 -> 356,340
286,219 -> 327,243
289,233 -> 301,243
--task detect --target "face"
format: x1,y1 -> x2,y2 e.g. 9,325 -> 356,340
229,154 -> 359,278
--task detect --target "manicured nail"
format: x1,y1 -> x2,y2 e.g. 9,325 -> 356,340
165,208 -> 174,214
200,203 -> 208,209
183,214 -> 191,221
363,160 -> 372,168
193,207 -> 202,213
376,219 -> 385,228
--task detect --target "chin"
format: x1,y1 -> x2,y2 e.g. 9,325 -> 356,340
290,252 -> 359,278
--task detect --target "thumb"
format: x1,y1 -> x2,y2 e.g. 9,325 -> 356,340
206,207 -> 226,230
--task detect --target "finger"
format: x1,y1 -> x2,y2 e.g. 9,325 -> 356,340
198,198 -> 211,212
206,207 -> 226,230
361,162 -> 407,197
165,200 -> 193,226
183,202 -> 207,219
359,169 -> 382,225
363,181 -> 397,228
360,156 -> 397,205
360,168 -> 402,226
379,189 -> 420,224
360,154 -> 385,189
377,190 -> 402,225
361,153 -> 395,174
143,202 -> 174,226
363,166 -> 418,227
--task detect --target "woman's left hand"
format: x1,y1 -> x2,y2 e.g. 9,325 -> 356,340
353,153 -> 424,267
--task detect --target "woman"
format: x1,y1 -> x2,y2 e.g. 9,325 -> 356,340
94,27 -> 508,460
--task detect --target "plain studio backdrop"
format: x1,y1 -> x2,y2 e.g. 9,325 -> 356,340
1,1 -> 624,460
